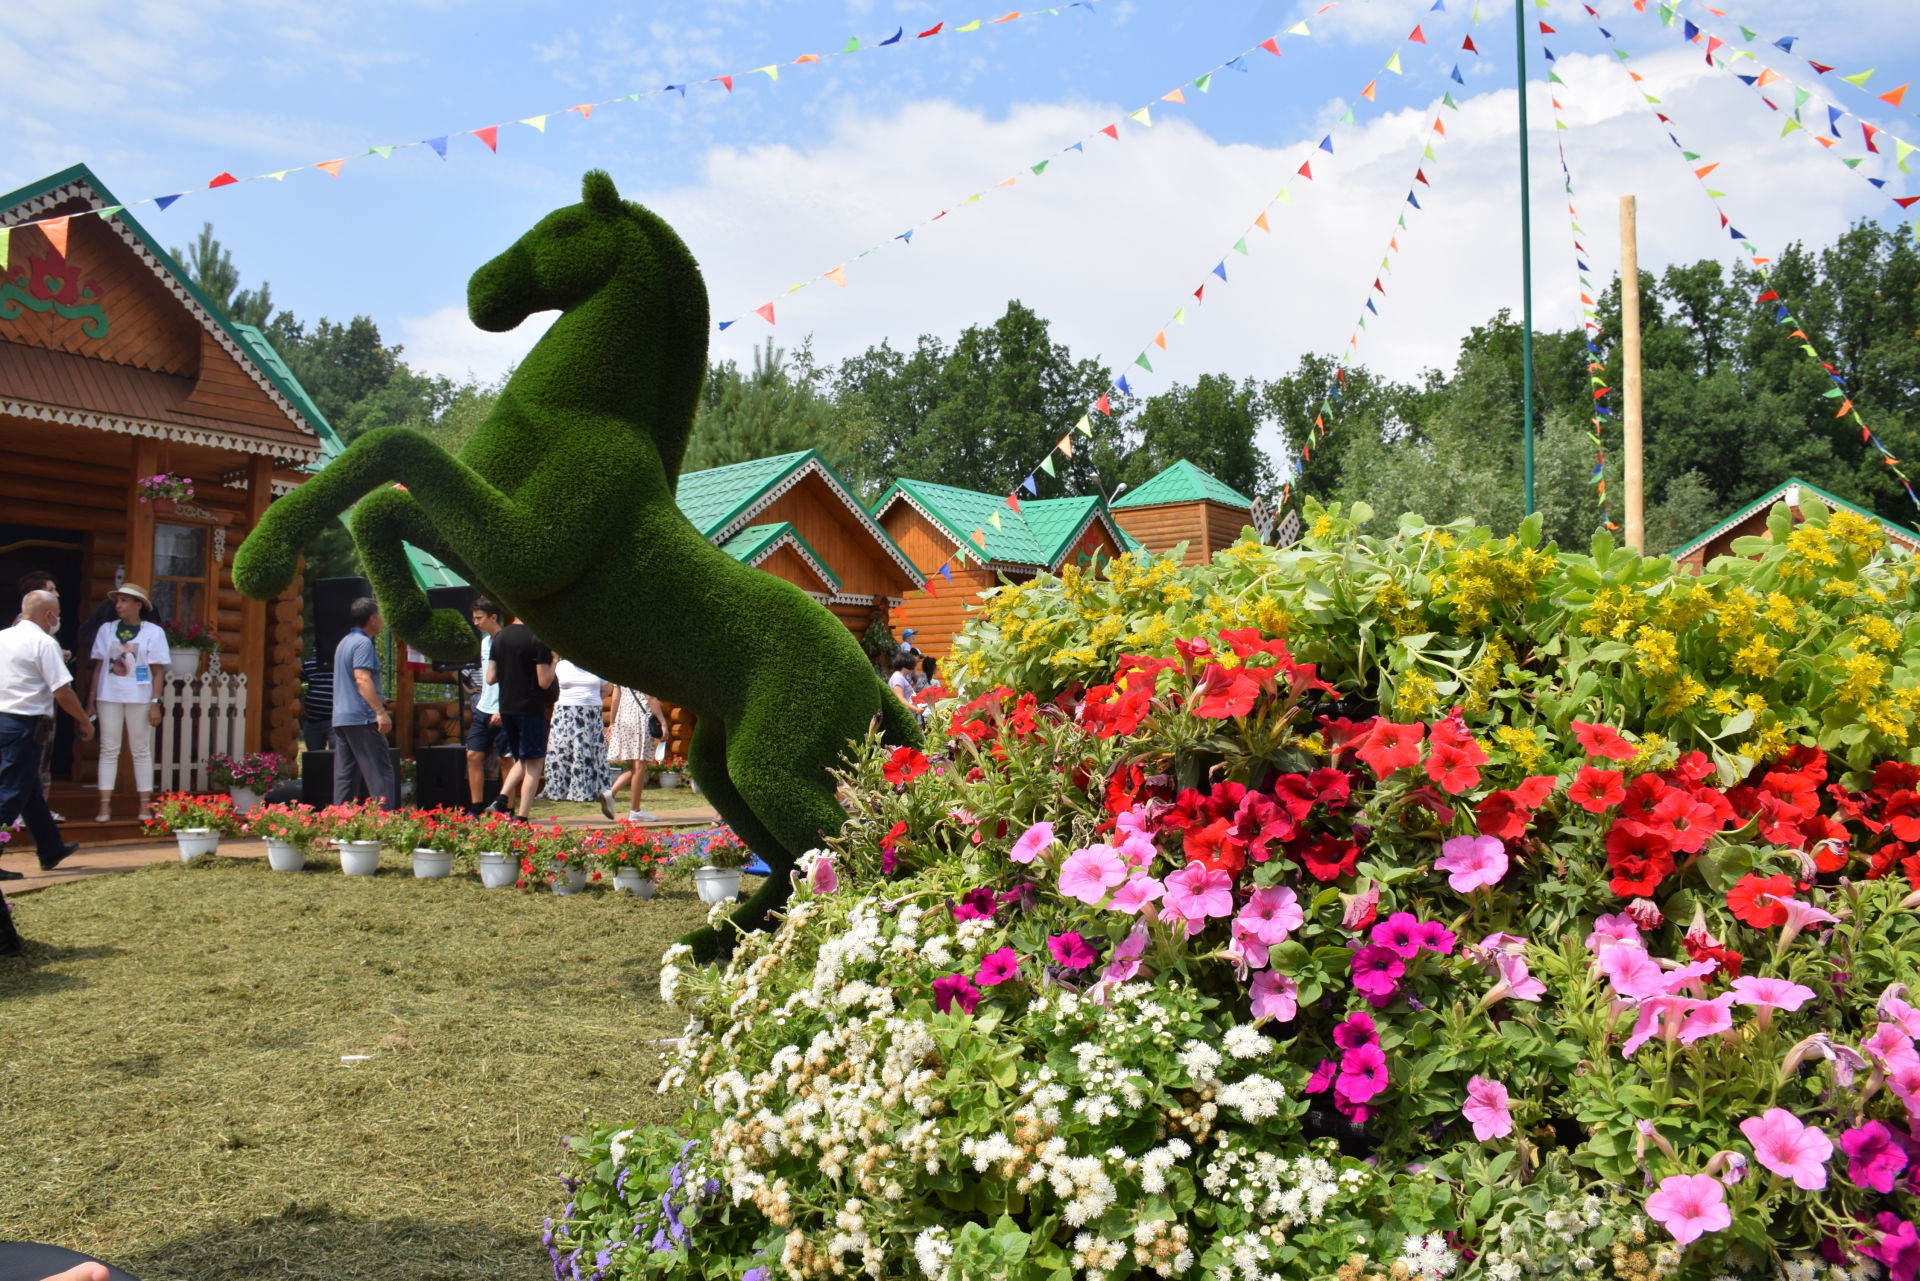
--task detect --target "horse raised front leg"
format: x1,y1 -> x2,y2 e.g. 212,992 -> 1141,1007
349,488 -> 487,662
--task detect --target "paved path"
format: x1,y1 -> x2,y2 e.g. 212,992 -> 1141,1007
1,806 -> 721,894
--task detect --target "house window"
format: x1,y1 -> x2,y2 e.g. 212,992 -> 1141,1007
152,523 -> 209,627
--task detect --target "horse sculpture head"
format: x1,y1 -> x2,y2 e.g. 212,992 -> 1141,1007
468,170 -> 709,483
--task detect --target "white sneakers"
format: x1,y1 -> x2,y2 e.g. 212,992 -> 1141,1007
627,808 -> 658,822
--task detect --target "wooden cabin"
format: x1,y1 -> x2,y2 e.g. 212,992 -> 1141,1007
0,164 -> 319,836
1110,459 -> 1255,566
1670,477 -> 1920,572
872,478 -> 1134,662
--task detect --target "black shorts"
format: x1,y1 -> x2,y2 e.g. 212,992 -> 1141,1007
499,712 -> 549,761
464,711 -> 512,757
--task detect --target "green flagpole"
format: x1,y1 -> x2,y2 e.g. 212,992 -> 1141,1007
1515,0 -> 1537,515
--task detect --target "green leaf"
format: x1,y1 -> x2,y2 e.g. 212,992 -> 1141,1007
1517,511 -> 1543,549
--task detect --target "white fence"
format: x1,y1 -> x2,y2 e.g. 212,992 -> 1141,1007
154,670 -> 249,793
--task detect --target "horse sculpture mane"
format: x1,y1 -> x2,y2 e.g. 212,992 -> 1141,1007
234,170 -> 920,956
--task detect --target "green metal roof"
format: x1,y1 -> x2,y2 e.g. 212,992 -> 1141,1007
1111,459 -> 1253,511
1024,495 -> 1103,566
873,477 -> 1051,567
0,165 -> 322,447
673,449 -> 814,537
720,522 -> 842,591
1669,477 -> 1920,561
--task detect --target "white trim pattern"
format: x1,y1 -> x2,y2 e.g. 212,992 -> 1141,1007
714,458 -> 925,585
0,395 -> 324,466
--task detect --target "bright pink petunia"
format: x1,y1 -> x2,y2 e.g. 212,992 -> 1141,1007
1842,1120 -> 1910,1193
1047,932 -> 1098,970
1414,919 -> 1457,955
1678,993 -> 1736,1044
932,972 -> 981,1015
1059,844 -> 1129,904
1740,1108 -> 1832,1190
1864,1214 -> 1920,1280
1644,1173 -> 1731,1245
1100,926 -> 1150,987
1371,911 -> 1425,959
1729,975 -> 1816,1012
1489,951 -> 1546,1003
1009,821 -> 1055,864
1584,911 -> 1642,953
809,853 -> 838,895
1249,970 -> 1298,1021
1435,833 -> 1509,893
1333,1012 -> 1379,1051
1462,1075 -> 1513,1141
1599,945 -> 1670,1001
975,947 -> 1020,987
1160,861 -> 1236,931
1109,874 -> 1166,916
1237,885 -> 1305,945
1336,1043 -> 1389,1104
1350,945 -> 1406,1001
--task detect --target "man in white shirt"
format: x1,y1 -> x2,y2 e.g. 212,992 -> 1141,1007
1,590 -> 95,953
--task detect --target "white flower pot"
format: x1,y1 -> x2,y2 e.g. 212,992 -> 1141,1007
614,869 -> 657,899
476,851 -> 518,889
550,864 -> 589,896
228,786 -> 262,815
412,848 -> 455,879
175,828 -> 220,862
263,838 -> 305,872
658,771 -> 682,790
338,839 -> 382,876
695,865 -> 742,905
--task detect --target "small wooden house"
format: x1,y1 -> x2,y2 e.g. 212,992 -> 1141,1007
0,164 -> 319,835
872,478 -> 1134,661
1109,459 -> 1255,566
1671,477 -> 1920,571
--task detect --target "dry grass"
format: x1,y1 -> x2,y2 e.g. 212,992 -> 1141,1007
0,852 -> 721,1280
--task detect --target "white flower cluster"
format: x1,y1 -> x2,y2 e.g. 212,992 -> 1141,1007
1214,1074 -> 1287,1123
1477,1195 -> 1684,1281
1131,1217 -> 1195,1277
1138,1138 -> 1193,1195
658,941 -> 692,1004
1176,1039 -> 1224,1088
1774,1261 -> 1880,1281
1200,1141 -> 1367,1225
1395,1232 -> 1458,1280
912,1225 -> 952,1280
1223,1024 -> 1272,1060
1210,1230 -> 1290,1281
1072,1231 -> 1128,1281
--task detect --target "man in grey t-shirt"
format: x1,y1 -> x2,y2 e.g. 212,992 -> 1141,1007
331,597 -> 396,808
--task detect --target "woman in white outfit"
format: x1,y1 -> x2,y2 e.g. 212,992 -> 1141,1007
606,685 -> 663,822
86,585 -> 170,823
540,658 -> 614,804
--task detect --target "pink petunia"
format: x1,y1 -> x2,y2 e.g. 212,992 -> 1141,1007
1584,911 -> 1642,954
1370,911 -> 1425,959
1059,844 -> 1129,905
1109,874 -> 1166,916
1305,1059 -> 1337,1094
1114,830 -> 1159,869
1842,1120 -> 1910,1194
1047,932 -> 1097,970
1350,945 -> 1406,1001
932,972 -> 981,1015
1160,861 -> 1236,933
1435,833 -> 1509,893
1881,989 -> 1920,1041
1333,1011 -> 1379,1051
1100,926 -> 1150,987
1622,995 -> 1691,1057
1678,994 -> 1737,1044
1863,1022 -> 1920,1071
975,947 -> 1021,988
1009,821 -> 1055,865
1773,896 -> 1839,936
1729,975 -> 1816,1013
808,853 -> 838,895
1599,945 -> 1670,1001
1644,1173 -> 1731,1245
1250,970 -> 1298,1021
1336,1043 -> 1389,1104
1228,920 -> 1269,971
1462,1075 -> 1513,1141
1740,1108 -> 1832,1191
1238,886 -> 1305,945
1490,951 -> 1546,1003
1413,919 -> 1457,955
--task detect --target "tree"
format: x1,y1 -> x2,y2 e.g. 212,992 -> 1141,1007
270,315 -> 454,444
171,223 -> 275,329
1116,374 -> 1278,500
686,339 -> 854,475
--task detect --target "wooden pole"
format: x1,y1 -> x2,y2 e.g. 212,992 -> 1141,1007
1621,194 -> 1645,554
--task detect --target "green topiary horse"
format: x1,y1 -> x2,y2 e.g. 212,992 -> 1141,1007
233,170 -> 920,956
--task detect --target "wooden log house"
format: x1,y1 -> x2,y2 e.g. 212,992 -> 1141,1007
1108,459 -> 1256,568
1670,477 -> 1920,571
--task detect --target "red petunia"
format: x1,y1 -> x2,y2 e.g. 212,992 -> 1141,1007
1474,791 -> 1531,842
1355,720 -> 1425,779
1682,929 -> 1745,981
1306,768 -> 1353,811
1569,766 -> 1627,813
1193,663 -> 1262,719
1884,790 -> 1920,844
883,747 -> 929,786
880,820 -> 908,853
1297,835 -> 1361,883
1426,738 -> 1487,795
1727,872 -> 1795,929
1185,818 -> 1245,876
1604,820 -> 1675,897
1570,719 -> 1638,762
1649,788 -> 1722,854
1218,627 -> 1294,663
1511,775 -> 1558,809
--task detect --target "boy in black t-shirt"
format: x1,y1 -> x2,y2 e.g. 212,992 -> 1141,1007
485,621 -> 553,818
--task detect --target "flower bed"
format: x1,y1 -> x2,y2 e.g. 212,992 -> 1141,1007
550,498 -> 1920,1280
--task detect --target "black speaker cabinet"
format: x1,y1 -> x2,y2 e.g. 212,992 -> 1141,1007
313,576 -> 373,668
301,745 -> 401,806
414,744 -> 471,809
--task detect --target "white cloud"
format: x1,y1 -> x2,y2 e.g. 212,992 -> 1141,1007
396,304 -> 551,384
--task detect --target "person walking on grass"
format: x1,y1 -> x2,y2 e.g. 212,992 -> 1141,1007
462,598 -> 514,812
541,657 -> 613,806
331,598 -> 397,808
605,684 -> 664,822
85,584 -> 169,824
485,616 -> 553,820
0,590 -> 93,951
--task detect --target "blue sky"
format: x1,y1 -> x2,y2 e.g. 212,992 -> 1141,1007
5,0 -> 1918,466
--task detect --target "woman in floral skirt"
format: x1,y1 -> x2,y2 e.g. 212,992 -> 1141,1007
606,685 -> 663,822
540,658 -> 613,807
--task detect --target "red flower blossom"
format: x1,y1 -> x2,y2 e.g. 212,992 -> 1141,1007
1184,818 -> 1244,876
1672,750 -> 1716,784
1884,791 -> 1920,844
880,820 -> 908,854
1426,739 -> 1488,795
1080,681 -> 1151,738
1682,929 -> 1744,980
1173,637 -> 1215,670
1227,792 -> 1294,863
1218,627 -> 1294,662
1650,788 -> 1722,854
1871,761 -> 1920,803
1193,662 -> 1262,719
1569,767 -> 1627,813
1604,820 -> 1675,896
883,747 -> 929,786
1727,873 -> 1795,929
1511,775 -> 1557,809
1571,719 -> 1638,762
1307,768 -> 1353,811
1268,774 -> 1318,821
1475,791 -> 1531,842
1355,720 -> 1424,779
1298,835 -> 1361,882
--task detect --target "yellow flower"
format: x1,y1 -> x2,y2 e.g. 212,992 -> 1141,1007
1583,586 -> 1643,640
1630,733 -> 1674,772
1296,733 -> 1327,758
1858,616 -> 1904,651
1838,652 -> 1887,706
1864,703 -> 1908,742
1706,688 -> 1738,716
1655,676 -> 1706,717
1828,508 -> 1887,558
1715,587 -> 1760,643
1762,593 -> 1800,634
1254,596 -> 1292,637
1160,582 -> 1193,604
1311,513 -> 1336,540
1395,671 -> 1441,719
1730,636 -> 1780,680
1494,724 -> 1549,773
1633,626 -> 1680,678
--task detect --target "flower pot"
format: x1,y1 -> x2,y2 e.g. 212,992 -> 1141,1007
476,851 -> 518,889
412,848 -> 455,879
338,839 -> 382,876
658,771 -> 682,790
228,786 -> 262,814
175,828 -> 220,862
550,864 -> 589,896
263,838 -> 305,872
613,869 -> 657,899
695,865 -> 742,905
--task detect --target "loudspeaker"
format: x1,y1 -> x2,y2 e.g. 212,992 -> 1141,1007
313,576 -> 372,668
414,744 -> 470,809
425,585 -> 482,671
301,746 -> 401,805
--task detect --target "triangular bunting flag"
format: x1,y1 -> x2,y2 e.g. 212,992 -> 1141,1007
208,172 -> 238,188
918,22 -> 944,37
1129,107 -> 1152,126
1361,79 -> 1378,100
315,159 -> 345,178
426,136 -> 449,159
988,512 -> 1002,529
1134,353 -> 1153,372
1100,123 -> 1119,140
153,194 -> 182,211
1318,135 -> 1334,153
1409,24 -> 1427,42
1057,434 -> 1074,457
755,302 -> 776,324
1254,211 -> 1270,232
41,216 -> 69,259
573,103 -> 595,120
1232,237 -> 1249,255
1212,261 -> 1229,280
1005,493 -> 1022,513
1842,68 -> 1875,87
880,27 -> 903,45
1385,51 -> 1403,73
824,266 -> 847,287
1194,73 -> 1213,93
367,145 -> 397,159
956,19 -> 980,32
1094,394 -> 1112,416
1260,37 -> 1280,55
1462,35 -> 1478,53
1022,476 -> 1038,496
1297,160 -> 1313,179
521,115 -> 548,131
1163,88 -> 1187,104
473,126 -> 501,152
1152,330 -> 1168,350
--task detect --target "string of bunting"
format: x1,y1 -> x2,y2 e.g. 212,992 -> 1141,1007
1635,0 -> 1920,238
1577,2 -> 1920,508
0,3 -> 1111,268
925,1 -> 1469,584
1635,0 -> 1920,149
1539,0 -> 1619,529
1280,84 -> 1466,508
716,19 -> 1312,331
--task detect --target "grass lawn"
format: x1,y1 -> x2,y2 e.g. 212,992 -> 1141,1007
0,851 -> 731,1280
528,782 -> 713,824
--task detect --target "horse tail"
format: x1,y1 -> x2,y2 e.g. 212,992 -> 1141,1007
875,683 -> 924,750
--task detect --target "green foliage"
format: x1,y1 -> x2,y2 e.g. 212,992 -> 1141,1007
1117,372 -> 1279,501
686,338 -> 852,475
171,222 -> 275,329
